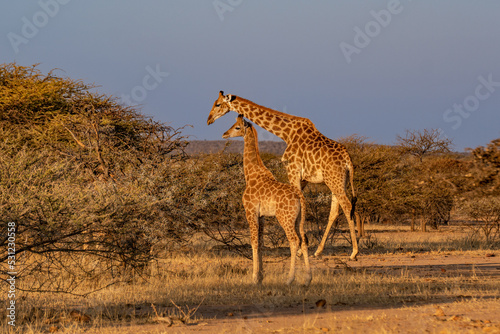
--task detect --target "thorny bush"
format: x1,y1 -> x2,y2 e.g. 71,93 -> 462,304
0,63 -> 189,293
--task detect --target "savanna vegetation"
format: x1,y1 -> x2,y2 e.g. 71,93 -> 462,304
1,63 -> 499,332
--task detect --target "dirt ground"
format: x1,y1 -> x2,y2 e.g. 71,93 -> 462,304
86,252 -> 500,334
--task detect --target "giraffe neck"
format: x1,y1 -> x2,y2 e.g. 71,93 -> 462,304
231,97 -> 305,144
243,125 -> 268,182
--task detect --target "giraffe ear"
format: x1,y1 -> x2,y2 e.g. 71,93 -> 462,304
226,94 -> 236,102
243,118 -> 251,128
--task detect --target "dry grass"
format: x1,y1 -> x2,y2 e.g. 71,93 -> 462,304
2,224 -> 499,333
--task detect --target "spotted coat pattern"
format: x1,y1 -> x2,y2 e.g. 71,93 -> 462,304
223,115 -> 312,285
208,91 -> 358,260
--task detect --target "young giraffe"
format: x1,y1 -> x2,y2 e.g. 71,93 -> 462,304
208,91 -> 358,260
223,115 -> 312,286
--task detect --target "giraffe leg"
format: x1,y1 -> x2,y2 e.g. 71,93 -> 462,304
295,179 -> 308,259
283,221 -> 299,286
337,194 -> 359,261
287,170 -> 305,257
314,195 -> 340,257
292,198 -> 312,285
285,163 -> 303,191
257,215 -> 264,280
246,211 -> 263,284
300,228 -> 312,286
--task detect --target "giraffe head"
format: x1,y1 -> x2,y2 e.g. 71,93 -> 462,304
222,115 -> 250,139
207,91 -> 236,125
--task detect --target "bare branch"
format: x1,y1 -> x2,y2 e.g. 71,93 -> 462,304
396,129 -> 453,162
61,123 -> 87,149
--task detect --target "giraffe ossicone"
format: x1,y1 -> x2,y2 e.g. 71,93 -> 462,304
209,92 -> 359,260
223,115 -> 312,286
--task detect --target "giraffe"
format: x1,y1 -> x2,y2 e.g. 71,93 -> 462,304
208,91 -> 359,260
223,115 -> 312,286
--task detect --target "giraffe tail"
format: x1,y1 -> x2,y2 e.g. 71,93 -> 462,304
350,196 -> 357,221
298,191 -> 308,247
347,162 -> 357,220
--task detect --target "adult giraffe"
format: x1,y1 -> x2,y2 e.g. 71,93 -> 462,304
207,91 -> 359,260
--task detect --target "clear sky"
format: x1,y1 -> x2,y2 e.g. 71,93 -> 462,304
2,1 -> 499,151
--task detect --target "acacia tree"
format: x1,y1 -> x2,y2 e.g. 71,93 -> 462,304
396,129 -> 453,162
470,138 -> 500,196
0,63 -> 190,293
459,197 -> 500,245
0,63 -> 188,178
457,138 -> 500,245
339,136 -> 401,228
393,129 -> 458,231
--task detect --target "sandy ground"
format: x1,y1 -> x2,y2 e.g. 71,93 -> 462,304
84,252 -> 500,334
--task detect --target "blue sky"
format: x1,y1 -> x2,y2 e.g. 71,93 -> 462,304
1,1 -> 499,151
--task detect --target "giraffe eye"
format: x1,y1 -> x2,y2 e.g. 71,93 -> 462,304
235,126 -> 241,130
215,104 -> 221,107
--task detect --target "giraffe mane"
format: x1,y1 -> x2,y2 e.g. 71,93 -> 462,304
234,96 -> 310,123
240,119 -> 271,176
246,122 -> 265,169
